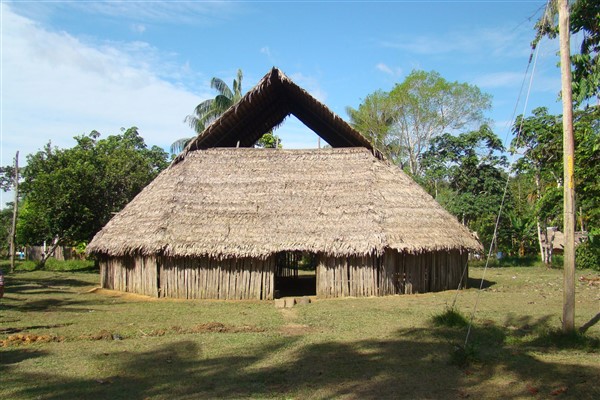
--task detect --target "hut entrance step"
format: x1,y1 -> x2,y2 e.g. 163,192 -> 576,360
274,296 -> 312,308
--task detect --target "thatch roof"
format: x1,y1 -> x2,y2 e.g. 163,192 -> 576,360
88,148 -> 482,258
543,227 -> 588,251
174,67 -> 379,164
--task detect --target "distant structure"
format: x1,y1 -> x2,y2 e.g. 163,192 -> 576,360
87,68 -> 482,300
543,227 -> 588,254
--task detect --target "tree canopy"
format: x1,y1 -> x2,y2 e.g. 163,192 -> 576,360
17,127 -> 169,249
534,0 -> 599,105
347,70 -> 492,176
421,125 -> 508,251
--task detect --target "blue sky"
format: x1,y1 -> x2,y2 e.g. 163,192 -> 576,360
1,0 -> 565,204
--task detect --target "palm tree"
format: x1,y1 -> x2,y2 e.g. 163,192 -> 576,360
170,69 -> 244,154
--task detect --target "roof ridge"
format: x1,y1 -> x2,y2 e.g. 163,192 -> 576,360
172,68 -> 378,166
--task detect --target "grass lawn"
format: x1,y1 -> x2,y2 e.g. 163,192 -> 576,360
1,262 -> 599,399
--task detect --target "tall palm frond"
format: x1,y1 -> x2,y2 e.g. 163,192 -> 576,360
170,138 -> 192,155
172,69 -> 244,155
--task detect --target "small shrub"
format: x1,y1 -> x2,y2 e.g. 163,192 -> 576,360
449,343 -> 478,367
431,307 -> 469,328
576,239 -> 600,271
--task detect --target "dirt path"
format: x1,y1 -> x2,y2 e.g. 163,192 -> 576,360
278,305 -> 313,335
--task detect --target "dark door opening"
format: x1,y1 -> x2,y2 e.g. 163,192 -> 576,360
274,251 -> 316,298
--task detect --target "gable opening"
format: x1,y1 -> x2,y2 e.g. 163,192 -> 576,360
274,251 -> 316,298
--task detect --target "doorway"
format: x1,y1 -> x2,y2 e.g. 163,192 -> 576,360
274,251 -> 317,297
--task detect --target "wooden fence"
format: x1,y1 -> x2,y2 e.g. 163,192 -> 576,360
26,246 -> 80,261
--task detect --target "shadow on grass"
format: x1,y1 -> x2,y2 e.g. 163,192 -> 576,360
466,277 -> 496,289
0,297 -> 108,313
7,274 -> 96,290
3,317 -> 599,399
0,324 -> 73,335
0,275 -> 118,314
0,348 -> 48,368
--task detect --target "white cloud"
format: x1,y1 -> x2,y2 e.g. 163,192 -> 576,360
9,1 -> 241,26
380,25 -> 533,60
260,46 -> 271,57
472,72 -> 528,89
288,72 -> 327,103
131,23 -> 146,34
0,3 -> 211,174
472,67 -> 560,95
375,63 -> 402,77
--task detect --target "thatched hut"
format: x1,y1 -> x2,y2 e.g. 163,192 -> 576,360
87,68 -> 481,300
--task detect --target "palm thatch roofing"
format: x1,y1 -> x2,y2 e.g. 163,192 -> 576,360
174,67 -> 379,163
88,147 -> 481,258
88,67 -> 481,259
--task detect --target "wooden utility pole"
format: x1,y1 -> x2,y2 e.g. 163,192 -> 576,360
9,151 -> 19,273
558,0 -> 576,333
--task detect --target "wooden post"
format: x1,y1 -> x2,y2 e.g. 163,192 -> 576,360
9,151 -> 19,273
559,0 -> 575,333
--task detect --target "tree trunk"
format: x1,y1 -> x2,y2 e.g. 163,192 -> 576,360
37,238 -> 61,269
9,151 -> 19,273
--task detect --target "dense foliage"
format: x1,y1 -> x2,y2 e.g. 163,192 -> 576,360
13,127 -> 168,249
534,0 -> 599,105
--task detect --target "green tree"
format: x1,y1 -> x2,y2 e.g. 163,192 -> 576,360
0,206 -> 14,257
573,105 -> 600,228
511,107 -> 563,263
0,165 -> 15,192
506,173 -> 539,256
511,106 -> 600,262
534,0 -> 599,105
254,132 -> 282,149
348,71 -> 491,176
18,128 -> 169,266
346,90 -> 398,160
421,125 -> 508,252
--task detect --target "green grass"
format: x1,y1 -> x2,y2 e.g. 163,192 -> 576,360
1,263 -> 599,399
0,259 -> 96,273
469,254 -> 565,269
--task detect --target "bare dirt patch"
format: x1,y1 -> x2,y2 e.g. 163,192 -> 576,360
277,306 -> 314,335
1,333 -> 64,347
185,322 -> 264,334
280,323 -> 313,336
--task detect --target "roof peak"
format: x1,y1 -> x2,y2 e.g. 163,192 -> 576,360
174,68 -> 378,164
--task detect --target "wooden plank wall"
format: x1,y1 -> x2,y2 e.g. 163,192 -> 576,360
99,250 -> 467,300
316,250 -> 468,298
99,256 -> 158,297
384,249 -> 468,294
158,256 -> 275,300
101,255 -> 275,300
276,252 -> 300,278
316,254 -> 379,298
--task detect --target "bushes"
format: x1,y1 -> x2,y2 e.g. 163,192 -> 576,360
576,237 -> 600,271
